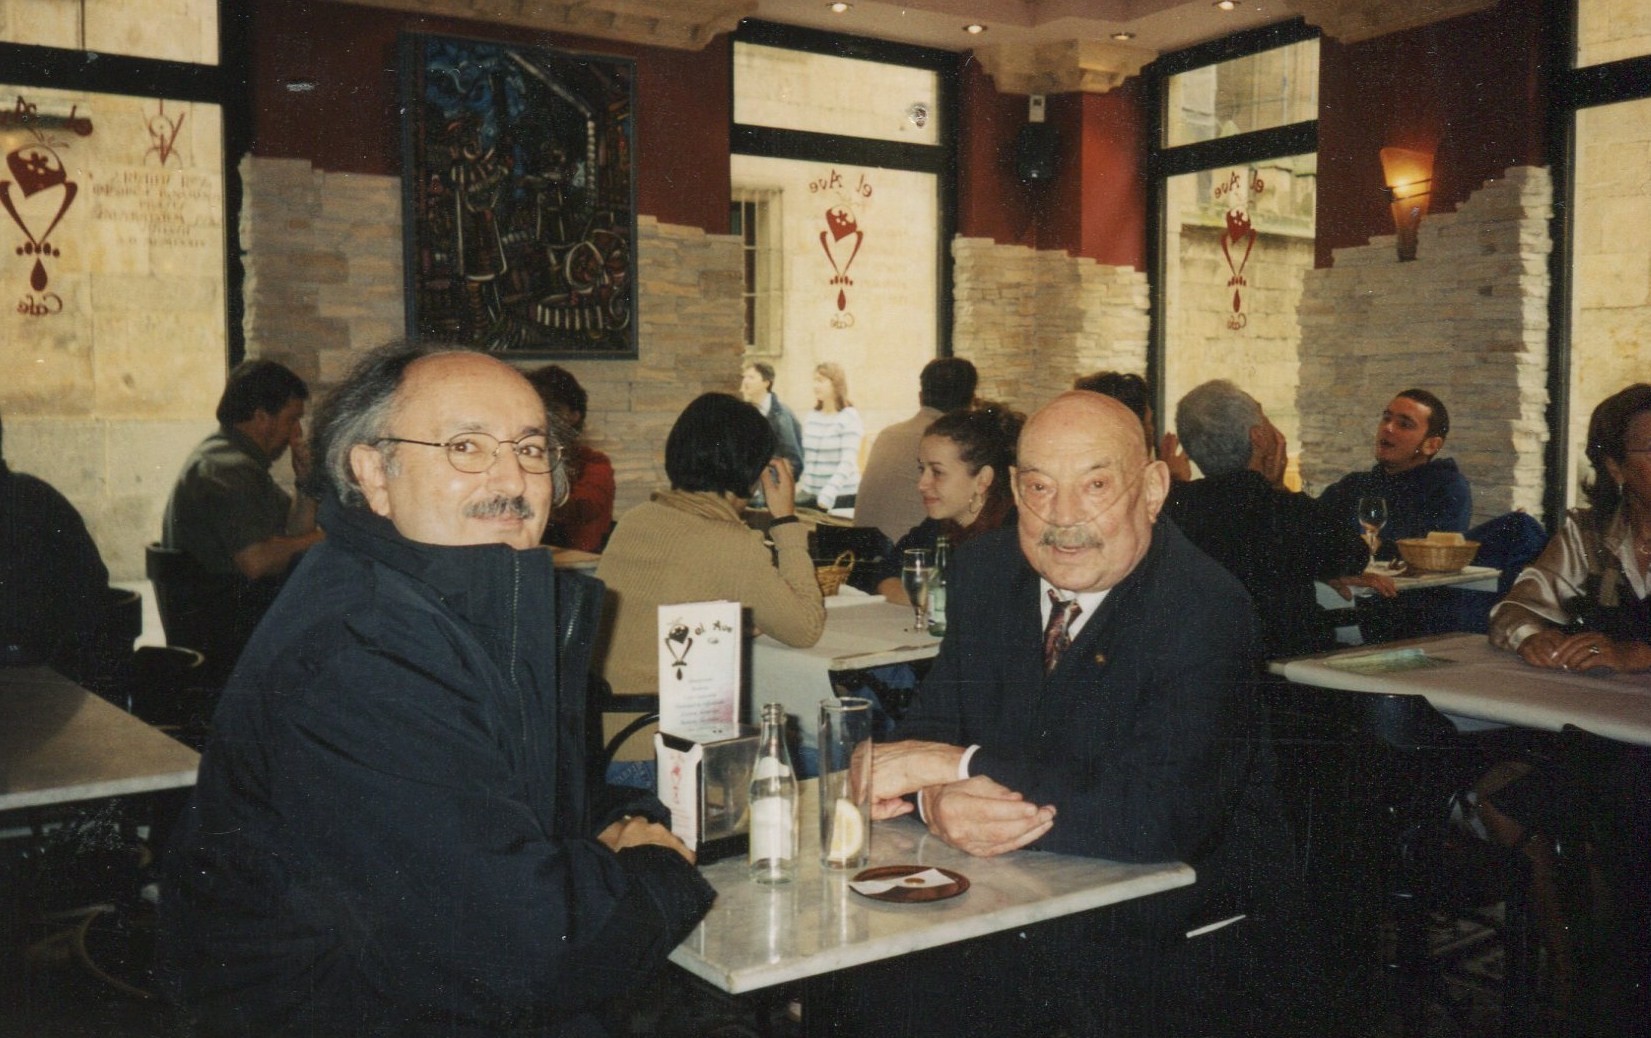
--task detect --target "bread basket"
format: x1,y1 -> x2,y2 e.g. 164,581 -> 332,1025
1395,538 -> 1480,574
814,550 -> 855,596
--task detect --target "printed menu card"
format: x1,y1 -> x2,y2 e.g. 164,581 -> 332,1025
656,600 -> 741,741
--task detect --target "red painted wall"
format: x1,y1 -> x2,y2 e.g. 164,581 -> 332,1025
1314,0 -> 1549,267
247,0 -> 732,234
1047,86 -> 1148,268
954,60 -> 1147,268
955,58 -> 1036,247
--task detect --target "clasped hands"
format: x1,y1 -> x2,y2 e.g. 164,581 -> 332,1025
864,740 -> 1055,858
1516,627 -> 1651,674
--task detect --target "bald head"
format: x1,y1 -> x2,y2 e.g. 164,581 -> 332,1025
1011,391 -> 1168,593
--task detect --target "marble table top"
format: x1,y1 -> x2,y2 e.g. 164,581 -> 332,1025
749,601 -> 939,744
669,781 -> 1195,995
0,666 -> 200,812
1271,632 -> 1651,746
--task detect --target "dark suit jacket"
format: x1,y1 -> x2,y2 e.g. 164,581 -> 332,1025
896,520 -> 1292,941
1165,469 -> 1369,657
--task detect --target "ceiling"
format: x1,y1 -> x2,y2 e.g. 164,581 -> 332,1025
751,0 -> 1296,56
329,0 -> 1498,90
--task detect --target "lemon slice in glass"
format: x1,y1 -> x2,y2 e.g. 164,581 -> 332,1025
827,797 -> 865,862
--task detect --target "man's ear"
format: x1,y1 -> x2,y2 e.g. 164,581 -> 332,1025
350,443 -> 393,518
1141,459 -> 1171,523
1420,434 -> 1445,460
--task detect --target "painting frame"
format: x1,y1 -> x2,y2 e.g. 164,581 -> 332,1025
399,32 -> 638,358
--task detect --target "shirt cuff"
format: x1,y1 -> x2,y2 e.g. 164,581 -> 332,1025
958,744 -> 980,780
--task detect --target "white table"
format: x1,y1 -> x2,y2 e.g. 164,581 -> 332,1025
0,666 -> 200,813
1314,563 -> 1500,611
1270,632 -> 1651,747
748,597 -> 939,745
670,780 -> 1194,1002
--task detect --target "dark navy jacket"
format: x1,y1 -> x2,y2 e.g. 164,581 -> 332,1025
159,497 -> 713,1036
1318,457 -> 1472,558
895,521 -> 1292,941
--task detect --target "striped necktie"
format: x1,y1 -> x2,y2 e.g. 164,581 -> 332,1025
1042,591 -> 1082,675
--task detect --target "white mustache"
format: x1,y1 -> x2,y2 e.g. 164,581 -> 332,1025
1039,524 -> 1101,550
465,495 -> 535,521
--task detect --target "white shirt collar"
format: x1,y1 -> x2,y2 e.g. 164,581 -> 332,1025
1038,579 -> 1109,641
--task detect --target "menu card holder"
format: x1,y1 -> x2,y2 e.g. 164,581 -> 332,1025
653,601 -> 757,864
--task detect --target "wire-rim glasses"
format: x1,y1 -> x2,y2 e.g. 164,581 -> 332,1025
376,433 -> 561,474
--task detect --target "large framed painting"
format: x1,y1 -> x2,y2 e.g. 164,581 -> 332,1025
401,33 -> 637,357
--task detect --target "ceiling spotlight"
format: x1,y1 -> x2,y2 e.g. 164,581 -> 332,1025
284,79 -> 318,93
1213,0 -> 1237,9
1111,31 -> 1136,41
963,23 -> 987,34
827,1 -> 851,12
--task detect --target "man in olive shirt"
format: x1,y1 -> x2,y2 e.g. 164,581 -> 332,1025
161,359 -> 322,684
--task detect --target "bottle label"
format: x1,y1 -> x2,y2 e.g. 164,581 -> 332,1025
928,584 -> 947,633
749,796 -> 794,861
753,756 -> 792,782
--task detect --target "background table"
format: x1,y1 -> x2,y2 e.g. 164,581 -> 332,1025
671,780 -> 1194,1003
0,666 -> 200,813
1271,632 -> 1651,746
1315,563 -> 1500,611
748,597 -> 939,746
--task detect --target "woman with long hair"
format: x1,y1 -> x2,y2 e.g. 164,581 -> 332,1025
876,403 -> 1023,605
794,362 -> 863,511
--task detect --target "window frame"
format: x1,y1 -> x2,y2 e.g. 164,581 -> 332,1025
0,2 -> 249,365
1143,18 -> 1320,430
729,19 -> 959,355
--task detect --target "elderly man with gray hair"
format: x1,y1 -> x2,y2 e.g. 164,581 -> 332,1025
1163,379 -> 1369,658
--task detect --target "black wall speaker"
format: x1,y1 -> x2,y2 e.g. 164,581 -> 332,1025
1015,123 -> 1060,183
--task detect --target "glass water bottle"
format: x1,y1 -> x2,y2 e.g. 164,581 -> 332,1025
927,535 -> 950,636
748,703 -> 798,884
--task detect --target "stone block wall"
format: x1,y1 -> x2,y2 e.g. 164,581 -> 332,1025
240,157 -> 744,518
951,237 -> 1151,414
1297,165 -> 1552,524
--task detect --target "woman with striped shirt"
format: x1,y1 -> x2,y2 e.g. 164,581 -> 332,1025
795,361 -> 863,511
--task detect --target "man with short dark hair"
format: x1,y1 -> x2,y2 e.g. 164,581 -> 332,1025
1164,380 -> 1369,657
160,343 -> 713,1037
161,359 -> 322,683
855,356 -> 978,541
863,391 -> 1293,1037
1318,388 -> 1470,552
738,360 -> 803,481
1318,389 -> 1472,640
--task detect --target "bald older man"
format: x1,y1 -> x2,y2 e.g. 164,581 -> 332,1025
160,344 -> 713,1037
864,391 -> 1295,1037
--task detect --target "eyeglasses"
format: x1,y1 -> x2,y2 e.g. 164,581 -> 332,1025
376,433 -> 560,474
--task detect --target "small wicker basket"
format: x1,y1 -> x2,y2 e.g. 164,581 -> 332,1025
1395,538 -> 1481,574
815,550 -> 856,596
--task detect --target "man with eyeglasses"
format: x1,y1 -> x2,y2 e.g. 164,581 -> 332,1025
159,343 -> 713,1037
859,391 -> 1296,1037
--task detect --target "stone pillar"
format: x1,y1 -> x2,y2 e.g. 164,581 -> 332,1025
951,236 -> 1150,412
1296,166 -> 1552,524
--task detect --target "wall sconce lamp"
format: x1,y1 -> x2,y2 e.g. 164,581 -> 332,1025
1380,147 -> 1434,261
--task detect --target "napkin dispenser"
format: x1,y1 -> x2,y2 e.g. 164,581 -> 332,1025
655,726 -> 758,864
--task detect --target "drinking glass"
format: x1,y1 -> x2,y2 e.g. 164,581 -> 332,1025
901,548 -> 933,632
1357,495 -> 1388,558
818,697 -> 873,870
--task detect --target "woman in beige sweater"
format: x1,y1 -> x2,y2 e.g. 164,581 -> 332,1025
595,393 -> 825,697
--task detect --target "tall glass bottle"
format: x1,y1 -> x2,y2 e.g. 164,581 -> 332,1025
927,535 -> 950,636
748,703 -> 798,884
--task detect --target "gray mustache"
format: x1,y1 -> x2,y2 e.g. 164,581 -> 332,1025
1039,524 -> 1100,550
465,495 -> 535,521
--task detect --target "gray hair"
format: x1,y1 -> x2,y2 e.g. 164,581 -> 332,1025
306,340 -> 569,508
1175,380 -> 1263,477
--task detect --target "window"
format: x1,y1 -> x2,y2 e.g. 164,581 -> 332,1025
1151,26 -> 1319,479
731,187 -> 784,354
730,23 -> 954,443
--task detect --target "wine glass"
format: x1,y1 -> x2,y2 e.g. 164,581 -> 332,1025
1357,495 -> 1388,562
901,548 -> 933,633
